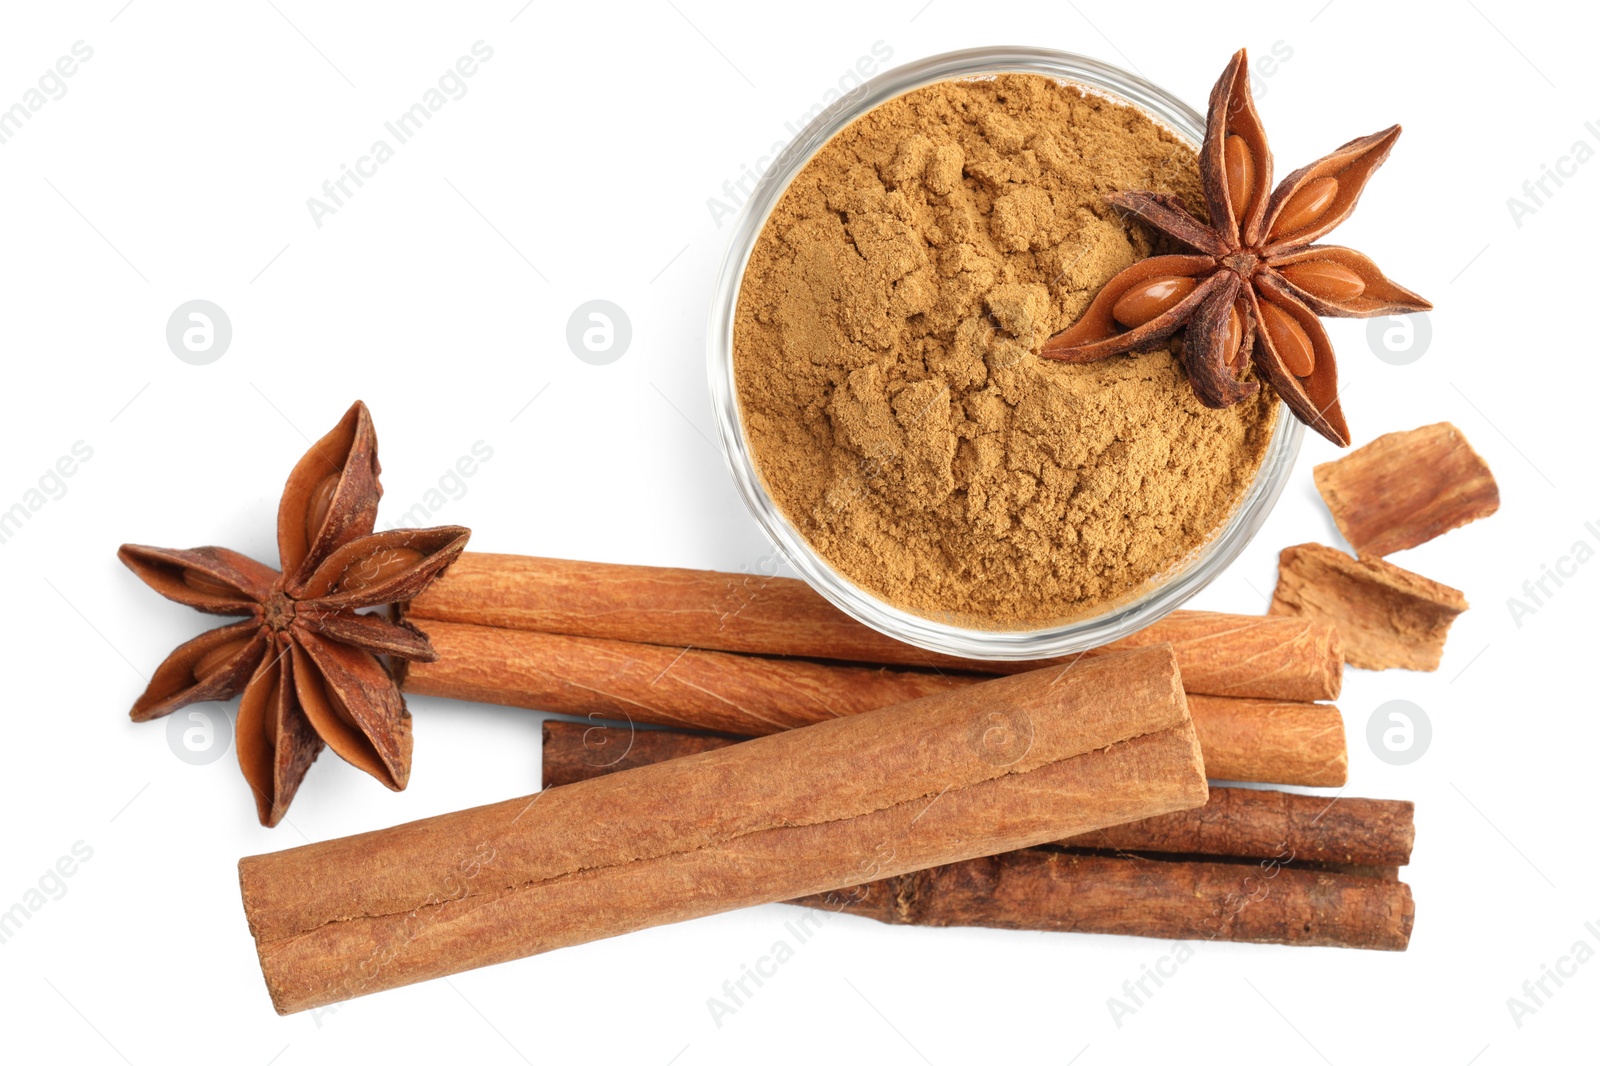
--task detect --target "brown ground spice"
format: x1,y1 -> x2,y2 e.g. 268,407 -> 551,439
733,74 -> 1276,628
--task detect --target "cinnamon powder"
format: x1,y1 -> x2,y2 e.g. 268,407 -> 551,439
734,74 -> 1276,628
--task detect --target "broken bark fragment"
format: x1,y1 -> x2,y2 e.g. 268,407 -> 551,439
1269,543 -> 1467,671
1313,422 -> 1498,557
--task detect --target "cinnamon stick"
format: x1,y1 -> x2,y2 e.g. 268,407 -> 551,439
540,723 -> 1410,950
1270,543 -> 1468,671
1314,422 -> 1499,557
408,620 -> 1347,786
540,718 -> 734,786
542,721 -> 1407,865
405,553 -> 1343,701
403,621 -> 965,735
1187,694 -> 1347,787
240,647 -> 1206,1014
790,851 -> 1413,950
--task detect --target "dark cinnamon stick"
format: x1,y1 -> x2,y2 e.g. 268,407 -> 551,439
542,721 -> 1408,866
790,851 -> 1413,950
410,621 -> 1346,787
240,647 -> 1206,1013
405,553 -> 1343,700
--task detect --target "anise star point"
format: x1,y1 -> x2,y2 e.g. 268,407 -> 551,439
119,401 -> 470,826
1040,48 -> 1432,447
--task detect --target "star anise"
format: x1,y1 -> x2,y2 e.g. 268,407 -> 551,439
118,401 -> 469,826
1040,48 -> 1431,446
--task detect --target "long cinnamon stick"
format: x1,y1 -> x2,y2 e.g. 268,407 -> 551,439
405,553 -> 1343,701
402,621 -> 966,735
541,721 -> 1405,865
408,621 -> 1347,786
240,647 -> 1206,1014
790,851 -> 1413,950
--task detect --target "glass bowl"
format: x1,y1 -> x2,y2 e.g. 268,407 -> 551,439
706,45 -> 1302,660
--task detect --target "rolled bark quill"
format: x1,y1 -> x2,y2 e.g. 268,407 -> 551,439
543,722 -> 1415,950
406,621 -> 1348,786
542,723 -> 1403,866
790,853 -> 1413,951
240,646 -> 1207,1014
404,553 -> 1343,701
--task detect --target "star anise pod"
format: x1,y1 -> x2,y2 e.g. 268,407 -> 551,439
118,401 -> 469,826
1040,48 -> 1431,446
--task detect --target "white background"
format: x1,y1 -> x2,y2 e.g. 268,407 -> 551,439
0,2 -> 1594,1063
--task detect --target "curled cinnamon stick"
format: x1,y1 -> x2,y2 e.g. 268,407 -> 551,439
409,621 -> 1346,786
404,554 -> 1342,701
542,721 -> 1407,865
240,647 -> 1206,1013
790,851 -> 1413,950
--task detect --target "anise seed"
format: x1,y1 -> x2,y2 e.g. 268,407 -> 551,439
1258,301 -> 1316,377
1278,261 -> 1365,302
193,637 -> 251,682
1112,276 -> 1199,328
1224,306 -> 1244,372
329,687 -> 361,733
305,472 -> 340,548
1274,177 -> 1339,238
306,670 -> 363,733
1224,134 -> 1254,224
339,547 -> 425,593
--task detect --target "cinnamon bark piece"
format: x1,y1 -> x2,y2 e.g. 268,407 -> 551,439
790,851 -> 1413,950
1314,422 -> 1498,557
1270,543 -> 1468,671
404,554 -> 1343,700
409,621 -> 1346,786
240,647 -> 1206,1014
542,721 -> 1406,865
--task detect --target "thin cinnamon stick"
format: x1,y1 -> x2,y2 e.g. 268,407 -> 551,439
1270,543 -> 1468,671
541,719 -> 736,786
405,553 -> 1342,701
403,621 -> 965,735
240,647 -> 1206,1014
1314,422 -> 1499,557
789,851 -> 1413,950
409,620 -> 1347,786
542,721 -> 1406,865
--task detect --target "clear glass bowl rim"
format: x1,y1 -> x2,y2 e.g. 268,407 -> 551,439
706,45 -> 1303,661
